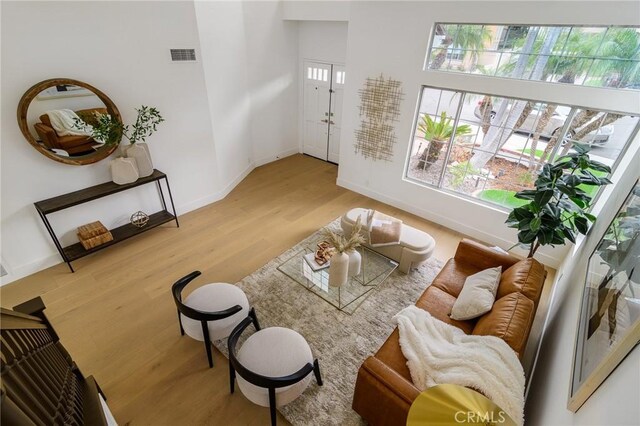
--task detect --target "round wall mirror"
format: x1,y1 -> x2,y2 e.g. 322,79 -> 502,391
17,78 -> 122,166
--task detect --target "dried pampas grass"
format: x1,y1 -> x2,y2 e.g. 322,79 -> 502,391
322,217 -> 366,253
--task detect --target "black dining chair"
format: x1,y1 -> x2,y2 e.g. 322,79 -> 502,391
171,271 -> 260,368
228,317 -> 322,425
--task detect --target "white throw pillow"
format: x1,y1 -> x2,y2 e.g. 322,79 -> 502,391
450,266 -> 502,321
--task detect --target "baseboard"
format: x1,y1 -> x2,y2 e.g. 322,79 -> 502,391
336,177 -> 560,268
215,162 -> 256,200
1,253 -> 61,286
253,148 -> 299,167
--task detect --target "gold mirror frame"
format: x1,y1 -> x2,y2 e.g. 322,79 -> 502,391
17,78 -> 122,166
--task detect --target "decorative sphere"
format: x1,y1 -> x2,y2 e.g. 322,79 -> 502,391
130,211 -> 149,228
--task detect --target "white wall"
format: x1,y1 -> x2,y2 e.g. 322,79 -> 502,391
283,0 -> 350,22
299,21 -> 349,65
195,1 -> 254,189
1,0 -> 300,285
1,1 -> 219,283
336,1 -> 640,268
243,1 -> 300,165
526,134 -> 640,425
194,0 -> 299,174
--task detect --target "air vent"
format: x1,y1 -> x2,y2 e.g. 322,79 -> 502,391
170,49 -> 196,62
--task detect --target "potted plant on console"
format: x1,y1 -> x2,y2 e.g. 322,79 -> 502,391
123,106 -> 164,178
506,144 -> 612,257
84,106 -> 164,184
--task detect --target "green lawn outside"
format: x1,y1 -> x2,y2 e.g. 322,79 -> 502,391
478,166 -> 608,209
477,189 -> 529,209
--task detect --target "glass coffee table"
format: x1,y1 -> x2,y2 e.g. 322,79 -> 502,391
277,240 -> 398,314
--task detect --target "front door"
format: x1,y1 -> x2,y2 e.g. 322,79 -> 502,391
302,60 -> 345,164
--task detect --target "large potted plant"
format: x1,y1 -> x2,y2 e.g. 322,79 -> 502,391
506,144 -> 611,257
417,111 -> 471,170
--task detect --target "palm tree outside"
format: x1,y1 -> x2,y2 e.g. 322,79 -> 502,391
429,24 -> 492,70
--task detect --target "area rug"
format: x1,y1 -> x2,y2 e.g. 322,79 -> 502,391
213,219 -> 443,425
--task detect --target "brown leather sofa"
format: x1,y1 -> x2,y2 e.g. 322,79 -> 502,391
34,108 -> 106,155
352,239 -> 546,425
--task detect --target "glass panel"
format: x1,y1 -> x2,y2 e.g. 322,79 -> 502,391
407,86 -> 639,210
425,24 -> 640,91
575,183 -> 640,390
408,88 -> 463,186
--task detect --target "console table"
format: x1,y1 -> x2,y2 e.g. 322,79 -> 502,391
34,169 -> 178,272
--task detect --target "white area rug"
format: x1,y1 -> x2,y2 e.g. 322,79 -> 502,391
213,219 -> 443,425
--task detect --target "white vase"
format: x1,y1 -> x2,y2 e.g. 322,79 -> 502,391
347,249 -> 362,277
329,251 -> 349,287
110,157 -> 139,185
126,142 -> 153,177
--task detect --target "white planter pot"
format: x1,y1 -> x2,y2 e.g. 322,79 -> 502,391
347,249 -> 362,277
110,157 -> 139,185
126,142 -> 153,177
329,251 -> 349,287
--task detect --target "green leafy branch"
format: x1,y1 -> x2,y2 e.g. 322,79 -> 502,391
125,105 -> 164,144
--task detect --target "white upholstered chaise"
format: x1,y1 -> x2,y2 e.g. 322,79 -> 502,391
340,208 -> 435,273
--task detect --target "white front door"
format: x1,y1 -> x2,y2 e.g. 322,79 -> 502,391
302,60 -> 345,164
303,61 -> 332,161
328,65 -> 345,163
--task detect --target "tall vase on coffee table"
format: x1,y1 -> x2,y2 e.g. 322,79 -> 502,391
126,143 -> 153,177
329,251 -> 349,287
347,249 -> 362,277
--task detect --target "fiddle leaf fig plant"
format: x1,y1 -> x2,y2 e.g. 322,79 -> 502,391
506,143 -> 612,257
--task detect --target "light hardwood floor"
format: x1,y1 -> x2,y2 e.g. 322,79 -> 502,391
0,154 -> 552,425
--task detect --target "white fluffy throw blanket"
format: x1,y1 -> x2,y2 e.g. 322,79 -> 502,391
393,305 -> 525,426
45,109 -> 93,137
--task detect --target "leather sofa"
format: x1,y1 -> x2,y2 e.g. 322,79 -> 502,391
352,238 -> 546,425
34,107 -> 106,155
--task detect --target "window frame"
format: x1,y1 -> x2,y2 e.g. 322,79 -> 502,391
403,84 -> 640,212
423,23 -> 640,92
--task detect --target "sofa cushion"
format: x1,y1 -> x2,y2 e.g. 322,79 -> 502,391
416,286 -> 476,334
450,266 -> 502,320
471,292 -> 535,357
430,259 -> 482,298
496,258 -> 546,305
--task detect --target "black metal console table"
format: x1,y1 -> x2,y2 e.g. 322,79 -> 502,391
34,169 -> 179,272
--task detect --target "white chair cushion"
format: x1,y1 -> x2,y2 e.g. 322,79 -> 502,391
236,327 -> 313,407
181,283 -> 250,342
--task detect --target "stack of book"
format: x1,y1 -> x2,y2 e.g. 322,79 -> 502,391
303,252 -> 330,272
77,221 -> 113,250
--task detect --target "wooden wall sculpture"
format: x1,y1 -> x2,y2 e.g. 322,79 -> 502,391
354,74 -> 404,161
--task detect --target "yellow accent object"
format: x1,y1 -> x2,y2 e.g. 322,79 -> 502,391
407,384 -> 516,426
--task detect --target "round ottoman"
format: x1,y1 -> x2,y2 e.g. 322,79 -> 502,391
236,327 -> 314,407
181,283 -> 250,341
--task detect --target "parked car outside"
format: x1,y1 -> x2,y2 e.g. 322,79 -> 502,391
473,101 -> 614,144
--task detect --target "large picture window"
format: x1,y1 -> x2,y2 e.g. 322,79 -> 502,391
405,87 -> 640,210
427,24 -> 640,90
